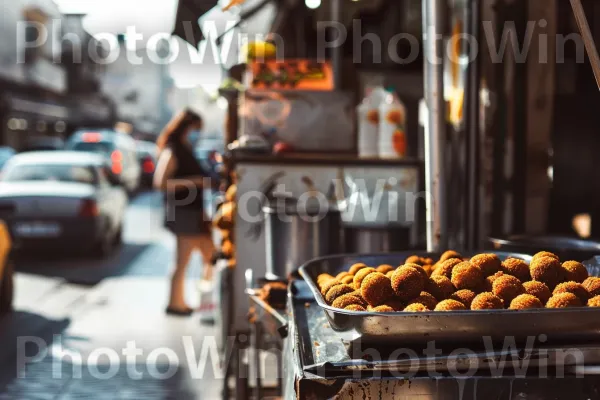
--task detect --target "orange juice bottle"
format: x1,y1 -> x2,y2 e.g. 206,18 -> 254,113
378,88 -> 407,158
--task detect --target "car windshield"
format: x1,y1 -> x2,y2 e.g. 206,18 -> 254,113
70,141 -> 113,156
3,164 -> 98,185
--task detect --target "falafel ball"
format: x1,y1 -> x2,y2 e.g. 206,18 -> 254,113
423,258 -> 434,265
391,266 -> 426,301
451,262 -> 484,291
553,281 -> 589,303
529,256 -> 562,288
523,281 -> 552,304
484,271 -> 505,292
509,294 -> 543,310
450,289 -> 477,309
471,292 -> 504,310
382,297 -> 406,311
561,261 -> 589,284
422,265 -> 434,276
325,284 -> 356,304
405,263 -> 430,281
440,250 -> 463,262
332,293 -> 367,309
532,251 -> 560,262
361,272 -> 395,306
546,292 -> 582,308
492,275 -> 525,304
353,267 -> 377,290
404,303 -> 430,312
583,277 -> 600,297
317,273 -> 335,287
336,271 -> 351,280
501,258 -> 531,282
320,279 -> 343,296
376,264 -> 395,274
432,258 -> 463,279
341,275 -> 355,285
407,292 -> 438,310
435,299 -> 467,311
471,253 -> 502,277
367,305 -> 395,312
386,270 -> 394,279
344,304 -> 366,311
588,296 -> 600,307
426,275 -> 455,301
405,255 -> 423,265
348,263 -> 369,275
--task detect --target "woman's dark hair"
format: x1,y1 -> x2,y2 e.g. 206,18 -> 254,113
156,109 -> 202,151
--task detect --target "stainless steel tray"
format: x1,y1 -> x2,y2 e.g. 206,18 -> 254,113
298,252 -> 600,345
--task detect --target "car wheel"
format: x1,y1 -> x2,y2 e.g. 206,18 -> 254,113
0,262 -> 14,314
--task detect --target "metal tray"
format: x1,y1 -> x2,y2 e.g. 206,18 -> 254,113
298,252 -> 600,345
488,235 -> 600,261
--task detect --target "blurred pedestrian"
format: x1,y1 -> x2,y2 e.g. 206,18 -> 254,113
154,109 -> 216,316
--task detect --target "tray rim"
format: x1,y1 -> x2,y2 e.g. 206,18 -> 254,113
298,251 -> 600,318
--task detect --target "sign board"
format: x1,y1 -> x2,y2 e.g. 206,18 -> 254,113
248,60 -> 334,91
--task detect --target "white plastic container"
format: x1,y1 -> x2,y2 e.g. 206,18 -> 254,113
357,86 -> 386,158
378,90 -> 407,158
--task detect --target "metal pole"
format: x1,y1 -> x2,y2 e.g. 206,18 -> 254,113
465,0 -> 480,250
570,0 -> 600,90
423,0 -> 447,252
331,0 -> 342,89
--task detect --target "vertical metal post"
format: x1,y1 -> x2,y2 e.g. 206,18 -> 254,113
331,0 -> 342,89
423,0 -> 447,252
465,0 -> 481,250
570,0 -> 600,90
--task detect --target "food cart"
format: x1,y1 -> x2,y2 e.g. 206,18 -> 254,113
218,0 -> 600,398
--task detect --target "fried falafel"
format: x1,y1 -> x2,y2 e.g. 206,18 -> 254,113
553,281 -> 589,303
320,279 -> 343,296
336,271 -> 351,280
532,251 -> 560,262
450,289 -> 477,309
324,284 -> 356,304
317,273 -> 335,287
451,262 -> 484,291
435,299 -> 467,311
492,275 -> 525,304
391,265 -> 426,301
426,275 -> 455,301
404,303 -> 430,312
407,292 -> 438,310
432,258 -> 463,279
471,253 -> 502,277
471,292 -> 504,310
529,256 -> 562,289
361,272 -> 395,306
523,281 -> 552,304
341,275 -> 355,285
509,294 -> 543,310
561,261 -> 589,284
588,295 -> 600,307
440,250 -> 463,262
382,297 -> 406,311
344,304 -> 366,311
583,277 -> 600,297
367,305 -> 395,312
546,292 -> 582,308
332,293 -> 367,309
405,255 -> 423,265
484,271 -> 505,292
501,258 -> 531,282
348,263 -> 369,275
376,264 -> 395,274
353,267 -> 376,290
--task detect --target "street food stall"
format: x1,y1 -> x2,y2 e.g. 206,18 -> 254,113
215,0 -> 600,398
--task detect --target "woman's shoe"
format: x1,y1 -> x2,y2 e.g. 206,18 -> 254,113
165,306 -> 194,317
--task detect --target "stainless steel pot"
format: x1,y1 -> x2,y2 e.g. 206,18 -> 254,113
264,199 -> 342,280
344,225 -> 412,253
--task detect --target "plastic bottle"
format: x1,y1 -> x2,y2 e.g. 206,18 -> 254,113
357,86 -> 386,158
378,88 -> 407,158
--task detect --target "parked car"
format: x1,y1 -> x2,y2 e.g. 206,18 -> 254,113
0,152 -> 128,258
135,140 -> 158,188
22,137 -> 65,152
66,130 -> 141,194
0,147 -> 15,171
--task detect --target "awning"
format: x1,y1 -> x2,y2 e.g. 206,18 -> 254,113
172,0 -> 219,47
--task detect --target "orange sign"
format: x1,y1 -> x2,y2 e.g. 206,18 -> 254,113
249,60 -> 334,91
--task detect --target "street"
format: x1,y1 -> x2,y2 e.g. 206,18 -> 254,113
0,191 -> 221,399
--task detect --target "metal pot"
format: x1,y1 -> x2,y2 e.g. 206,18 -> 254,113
344,225 -> 412,253
264,198 -> 342,280
488,235 -> 600,261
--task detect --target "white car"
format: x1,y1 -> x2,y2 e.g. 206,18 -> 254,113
0,152 -> 128,258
